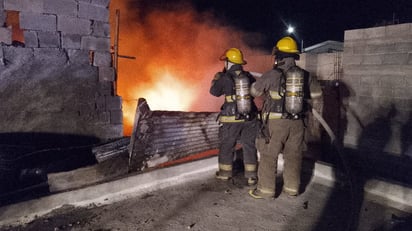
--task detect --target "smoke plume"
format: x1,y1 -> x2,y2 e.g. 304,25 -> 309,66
109,0 -> 271,135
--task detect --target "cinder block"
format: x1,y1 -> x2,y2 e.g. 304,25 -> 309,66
22,0 -> 43,13
372,87 -> 393,98
92,21 -> 110,38
58,16 -> 91,35
342,54 -> 362,65
97,81 -> 113,96
93,51 -> 111,66
383,53 -> 409,65
23,30 -> 38,48
67,49 -> 89,64
81,36 -> 110,51
95,96 -> 106,110
33,48 -> 68,64
402,62 -> 412,73
43,0 -> 77,17
357,85 -> 372,97
386,23 -> 412,37
360,75 -> 380,87
344,28 -> 364,41
20,12 -> 57,32
110,109 -> 123,124
37,31 -> 60,48
98,66 -> 115,81
364,26 -> 386,39
4,0 -> 43,13
2,46 -> 34,64
0,11 -> 6,26
394,87 -> 412,99
100,124 -> 123,139
62,34 -> 81,49
362,54 -> 383,65
78,2 -> 109,22
395,42 -> 412,53
91,0 -> 110,7
0,27 -> 12,45
379,75 -> 405,88
4,0 -> 21,11
365,44 -> 396,55
97,111 -> 110,124
344,64 -> 403,76
106,96 -> 122,110
343,40 -> 366,56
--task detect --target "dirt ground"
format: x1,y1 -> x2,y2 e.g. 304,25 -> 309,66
1,168 -> 411,231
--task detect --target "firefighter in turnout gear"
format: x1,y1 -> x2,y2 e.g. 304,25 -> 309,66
210,48 -> 259,186
249,36 -> 322,199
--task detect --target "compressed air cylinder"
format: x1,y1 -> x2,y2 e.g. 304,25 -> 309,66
285,66 -> 304,116
235,74 -> 251,115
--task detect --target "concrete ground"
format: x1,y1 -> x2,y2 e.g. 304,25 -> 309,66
0,156 -> 411,231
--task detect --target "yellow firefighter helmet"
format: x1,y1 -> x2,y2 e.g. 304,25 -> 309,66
220,48 -> 247,65
275,36 -> 299,54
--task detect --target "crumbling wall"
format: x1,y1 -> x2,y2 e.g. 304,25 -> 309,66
0,0 -> 122,141
342,23 -> 412,157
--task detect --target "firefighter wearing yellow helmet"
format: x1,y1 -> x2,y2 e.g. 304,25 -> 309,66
274,36 -> 300,54
220,47 -> 247,65
210,48 -> 258,186
249,36 -> 322,199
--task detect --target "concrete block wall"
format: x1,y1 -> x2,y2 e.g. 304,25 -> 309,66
342,23 -> 412,156
298,53 -> 343,145
300,52 -> 343,81
0,0 -> 122,141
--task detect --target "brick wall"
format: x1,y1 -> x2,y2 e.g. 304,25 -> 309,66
342,23 -> 412,156
0,0 -> 122,141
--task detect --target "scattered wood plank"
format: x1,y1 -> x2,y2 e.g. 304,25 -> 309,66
48,151 -> 129,193
92,137 -> 130,163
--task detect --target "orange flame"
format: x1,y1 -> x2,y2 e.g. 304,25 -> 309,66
110,1 -> 271,135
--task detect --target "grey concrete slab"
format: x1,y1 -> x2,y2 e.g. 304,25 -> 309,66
0,156 -> 411,228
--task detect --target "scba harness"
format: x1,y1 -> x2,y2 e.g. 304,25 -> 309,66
265,65 -> 305,120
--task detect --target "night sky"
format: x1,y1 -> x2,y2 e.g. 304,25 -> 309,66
128,0 -> 412,50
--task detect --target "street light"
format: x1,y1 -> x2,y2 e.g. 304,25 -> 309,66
287,26 -> 294,34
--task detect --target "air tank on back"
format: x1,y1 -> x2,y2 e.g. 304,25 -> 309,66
235,73 -> 251,119
284,66 -> 304,118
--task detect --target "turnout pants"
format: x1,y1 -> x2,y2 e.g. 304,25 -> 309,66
218,120 -> 258,178
256,119 -> 304,196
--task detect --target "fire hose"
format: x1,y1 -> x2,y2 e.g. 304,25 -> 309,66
311,107 -> 356,231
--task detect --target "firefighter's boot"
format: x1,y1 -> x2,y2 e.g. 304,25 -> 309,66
215,164 -> 232,181
244,164 -> 257,186
248,188 -> 274,199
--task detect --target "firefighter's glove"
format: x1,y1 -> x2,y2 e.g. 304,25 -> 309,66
250,82 -> 262,97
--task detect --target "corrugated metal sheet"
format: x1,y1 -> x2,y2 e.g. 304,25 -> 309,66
129,98 -> 220,171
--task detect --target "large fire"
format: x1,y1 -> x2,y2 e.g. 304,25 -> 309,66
110,1 -> 271,135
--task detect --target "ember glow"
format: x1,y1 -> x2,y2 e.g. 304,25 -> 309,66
110,1 -> 271,135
